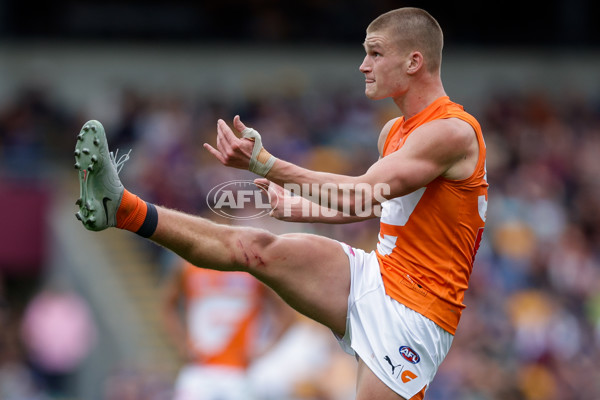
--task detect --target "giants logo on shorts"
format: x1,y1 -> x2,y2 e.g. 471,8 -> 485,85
399,345 -> 420,364
401,370 -> 418,383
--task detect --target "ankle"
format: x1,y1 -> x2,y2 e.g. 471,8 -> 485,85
116,189 -> 158,238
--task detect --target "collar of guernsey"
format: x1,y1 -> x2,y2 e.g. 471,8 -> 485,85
377,95 -> 488,335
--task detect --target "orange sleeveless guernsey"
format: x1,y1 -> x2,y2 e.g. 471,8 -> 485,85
377,96 -> 488,335
182,262 -> 263,368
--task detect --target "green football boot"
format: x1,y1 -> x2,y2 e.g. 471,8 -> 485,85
74,120 -> 129,231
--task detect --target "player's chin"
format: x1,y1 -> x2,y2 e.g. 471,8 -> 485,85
364,87 -> 376,99
364,89 -> 383,100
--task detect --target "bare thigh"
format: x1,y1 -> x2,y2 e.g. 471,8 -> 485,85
152,207 -> 351,336
244,232 -> 351,337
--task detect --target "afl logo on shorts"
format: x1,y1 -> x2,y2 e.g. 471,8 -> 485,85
399,346 -> 420,364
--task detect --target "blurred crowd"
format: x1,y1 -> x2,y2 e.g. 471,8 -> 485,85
1,79 -> 600,399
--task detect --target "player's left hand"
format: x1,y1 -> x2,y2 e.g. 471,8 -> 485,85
254,178 -> 286,219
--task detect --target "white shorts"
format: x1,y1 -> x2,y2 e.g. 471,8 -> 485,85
337,243 -> 454,399
174,364 -> 251,400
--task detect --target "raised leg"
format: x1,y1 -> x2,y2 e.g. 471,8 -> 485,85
151,206 -> 351,336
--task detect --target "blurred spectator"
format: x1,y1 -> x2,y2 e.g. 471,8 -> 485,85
20,280 -> 97,398
0,272 -> 49,400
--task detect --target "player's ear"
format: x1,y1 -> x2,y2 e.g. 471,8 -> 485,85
406,51 -> 424,75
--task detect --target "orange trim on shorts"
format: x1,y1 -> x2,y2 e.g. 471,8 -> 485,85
409,385 -> 427,400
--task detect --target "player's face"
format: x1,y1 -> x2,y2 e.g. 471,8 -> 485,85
360,30 -> 408,101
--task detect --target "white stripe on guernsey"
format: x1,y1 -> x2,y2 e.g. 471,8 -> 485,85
478,195 -> 487,222
377,233 -> 397,256
380,187 -> 426,226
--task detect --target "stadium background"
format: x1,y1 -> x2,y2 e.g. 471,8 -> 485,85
1,0 -> 600,399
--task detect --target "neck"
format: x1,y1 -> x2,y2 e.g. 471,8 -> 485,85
393,75 -> 446,120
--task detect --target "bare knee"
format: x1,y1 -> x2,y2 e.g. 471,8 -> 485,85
228,228 -> 279,272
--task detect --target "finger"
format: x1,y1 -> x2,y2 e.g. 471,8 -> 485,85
233,115 -> 248,134
203,143 -> 227,165
255,177 -> 280,190
217,122 -> 227,152
217,119 -> 239,147
269,209 -> 284,220
216,120 -> 235,153
254,178 -> 270,187
253,178 -> 270,193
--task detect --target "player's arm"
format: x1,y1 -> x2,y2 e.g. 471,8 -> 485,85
204,116 -> 474,215
254,178 -> 377,223
356,117 -> 477,199
250,118 -> 397,223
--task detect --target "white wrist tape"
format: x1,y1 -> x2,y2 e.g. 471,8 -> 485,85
242,127 -> 277,177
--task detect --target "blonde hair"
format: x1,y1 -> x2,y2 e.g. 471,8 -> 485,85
367,7 -> 443,73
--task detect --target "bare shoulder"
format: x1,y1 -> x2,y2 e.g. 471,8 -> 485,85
432,118 -> 479,180
424,118 -> 477,149
404,117 -> 479,180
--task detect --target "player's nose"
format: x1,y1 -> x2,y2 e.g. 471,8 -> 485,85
359,55 -> 371,73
